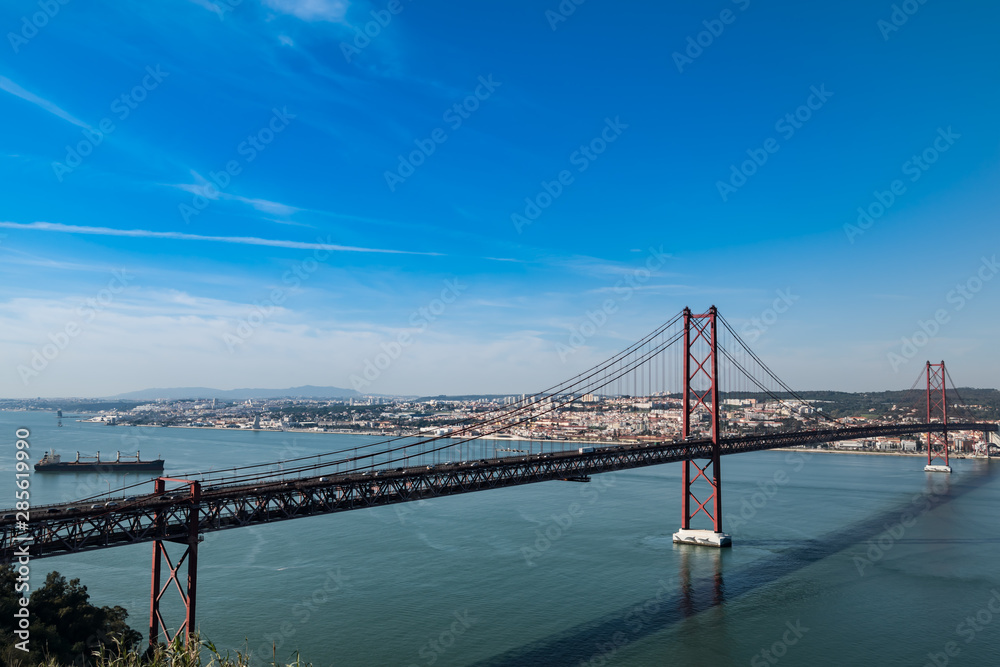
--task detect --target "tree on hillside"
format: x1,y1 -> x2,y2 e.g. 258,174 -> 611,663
0,565 -> 141,666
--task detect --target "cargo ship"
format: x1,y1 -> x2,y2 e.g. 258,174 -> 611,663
33,449 -> 165,472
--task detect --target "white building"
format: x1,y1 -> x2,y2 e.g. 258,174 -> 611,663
836,440 -> 865,450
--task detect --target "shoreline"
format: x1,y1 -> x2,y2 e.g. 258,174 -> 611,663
80,423 -> 994,459
771,447 -> 988,459
101,423 -> 631,444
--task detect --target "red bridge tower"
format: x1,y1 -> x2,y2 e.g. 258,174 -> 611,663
673,306 -> 732,547
924,361 -> 951,473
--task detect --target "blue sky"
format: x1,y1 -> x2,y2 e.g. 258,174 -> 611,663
1,0 -> 998,397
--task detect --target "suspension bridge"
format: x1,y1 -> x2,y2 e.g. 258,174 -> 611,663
2,306 -> 997,648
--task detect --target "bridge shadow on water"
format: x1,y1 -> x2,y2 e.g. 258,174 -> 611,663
471,465 -> 996,667
742,537 -> 1000,546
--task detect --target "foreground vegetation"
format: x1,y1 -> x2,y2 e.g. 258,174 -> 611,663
0,566 -> 306,667
1,566 -> 140,665
2,636 -> 309,667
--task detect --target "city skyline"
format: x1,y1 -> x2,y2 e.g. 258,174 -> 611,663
2,0 -> 999,398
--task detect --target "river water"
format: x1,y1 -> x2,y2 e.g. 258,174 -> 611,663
3,411 -> 999,666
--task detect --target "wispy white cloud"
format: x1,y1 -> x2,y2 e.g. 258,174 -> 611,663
0,250 -> 126,274
0,76 -> 92,130
187,0 -> 226,18
0,221 -> 442,256
262,0 -> 350,22
170,173 -> 302,218
556,253 -> 679,279
262,217 -> 315,228
227,194 -> 301,217
585,283 -> 752,297
173,182 -> 209,197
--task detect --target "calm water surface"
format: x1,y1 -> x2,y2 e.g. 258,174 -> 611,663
2,411 -> 999,666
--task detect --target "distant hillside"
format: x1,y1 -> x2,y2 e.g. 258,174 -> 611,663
110,385 -> 360,401
717,388 -> 1000,420
413,394 -> 515,402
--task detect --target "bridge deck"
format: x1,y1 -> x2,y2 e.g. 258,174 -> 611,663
1,422 -> 994,561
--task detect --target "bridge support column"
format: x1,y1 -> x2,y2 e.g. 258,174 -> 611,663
673,306 -> 731,548
924,361 -> 951,473
148,478 -> 201,650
